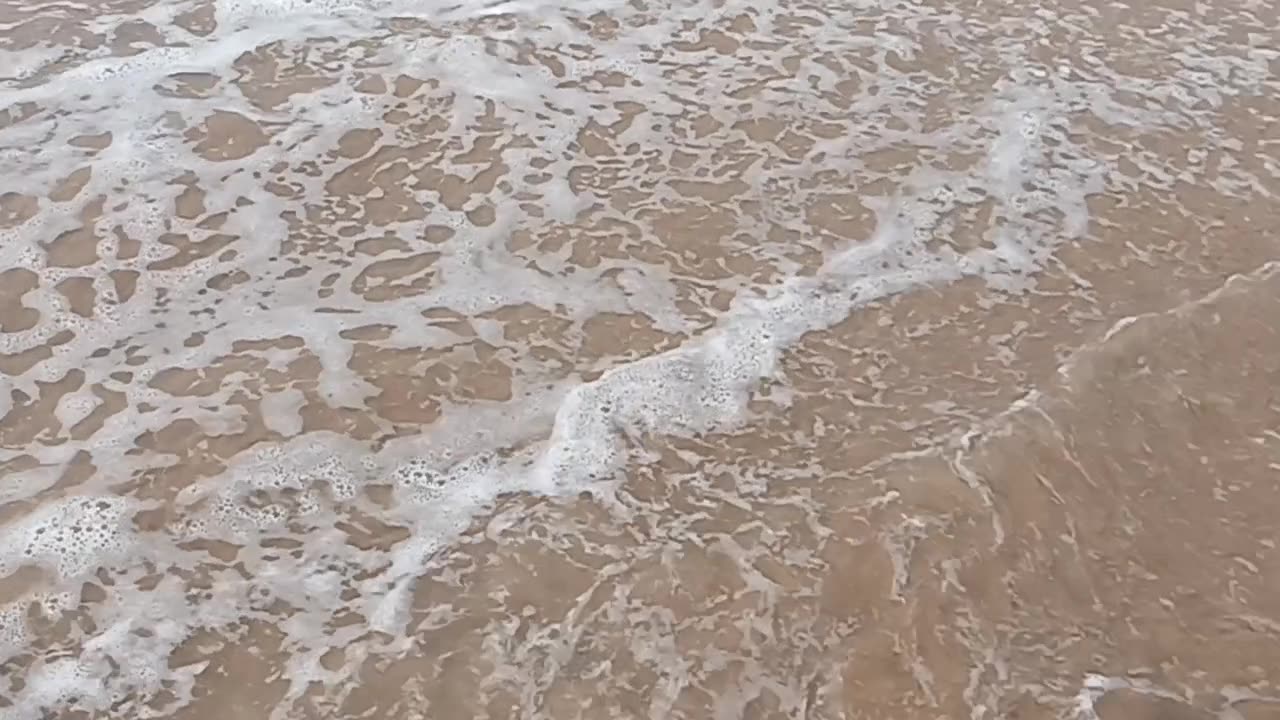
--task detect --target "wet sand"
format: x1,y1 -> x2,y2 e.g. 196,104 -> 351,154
1,0 -> 1279,717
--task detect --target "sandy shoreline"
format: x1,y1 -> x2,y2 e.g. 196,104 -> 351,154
2,0 -> 1279,717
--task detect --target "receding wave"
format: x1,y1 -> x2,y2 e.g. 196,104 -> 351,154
1,0 -> 1278,717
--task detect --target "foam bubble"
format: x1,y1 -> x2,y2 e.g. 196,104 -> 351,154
0,496 -> 138,581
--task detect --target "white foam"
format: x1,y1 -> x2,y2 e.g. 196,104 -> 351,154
259,387 -> 307,437
0,496 -> 138,581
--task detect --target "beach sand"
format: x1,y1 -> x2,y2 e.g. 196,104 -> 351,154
1,0 -> 1279,717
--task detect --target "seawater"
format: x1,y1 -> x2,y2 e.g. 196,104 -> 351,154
1,0 -> 1279,717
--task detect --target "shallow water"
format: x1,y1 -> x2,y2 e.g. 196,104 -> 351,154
1,0 -> 1279,717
